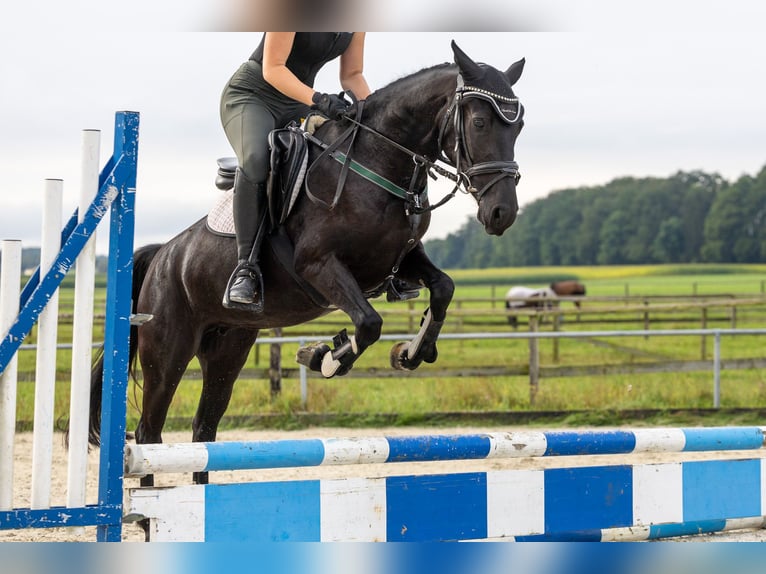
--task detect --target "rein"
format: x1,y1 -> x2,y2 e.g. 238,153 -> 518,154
303,73 -> 523,215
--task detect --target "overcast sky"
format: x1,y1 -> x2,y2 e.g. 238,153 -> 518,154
1,1 -> 765,254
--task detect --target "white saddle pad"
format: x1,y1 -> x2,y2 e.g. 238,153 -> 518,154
206,190 -> 235,236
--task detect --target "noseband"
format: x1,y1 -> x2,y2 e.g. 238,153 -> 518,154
437,73 -> 523,201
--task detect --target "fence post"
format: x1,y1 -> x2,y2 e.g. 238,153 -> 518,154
643,299 -> 649,339
270,328 -> 282,398
552,313 -> 560,363
528,317 -> 539,406
713,331 -> 721,408
701,308 -> 708,360
299,338 -> 308,409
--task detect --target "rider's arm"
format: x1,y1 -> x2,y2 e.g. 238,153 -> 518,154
262,32 -> 317,106
340,33 -> 371,100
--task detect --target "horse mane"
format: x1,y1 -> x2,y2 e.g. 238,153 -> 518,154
375,62 -> 455,95
361,63 -> 457,123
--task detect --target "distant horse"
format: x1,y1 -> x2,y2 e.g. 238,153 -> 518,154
85,41 -> 526,484
550,280 -> 586,308
504,286 -> 557,328
505,280 -> 586,328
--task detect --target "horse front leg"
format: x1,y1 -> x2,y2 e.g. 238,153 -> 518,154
295,254 -> 382,378
389,243 -> 454,370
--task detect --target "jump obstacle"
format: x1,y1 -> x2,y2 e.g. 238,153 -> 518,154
0,111 -> 139,542
1,112 -> 766,543
125,427 -> 766,542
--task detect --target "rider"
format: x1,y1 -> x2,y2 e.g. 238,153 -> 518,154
220,32 -> 372,310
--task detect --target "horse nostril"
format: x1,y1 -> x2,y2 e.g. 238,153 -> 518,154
492,206 -> 514,226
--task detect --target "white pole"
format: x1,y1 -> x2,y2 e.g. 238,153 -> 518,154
30,179 -> 62,509
0,239 -> 22,510
67,130 -> 100,511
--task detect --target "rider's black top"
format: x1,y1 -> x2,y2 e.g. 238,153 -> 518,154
220,33 -> 355,187
226,33 -> 354,112
250,33 -> 354,86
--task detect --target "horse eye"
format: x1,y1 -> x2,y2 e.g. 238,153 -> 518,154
473,118 -> 485,129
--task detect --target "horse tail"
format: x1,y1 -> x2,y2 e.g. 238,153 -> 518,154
87,243 -> 164,447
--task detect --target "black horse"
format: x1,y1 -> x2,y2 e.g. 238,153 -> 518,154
88,41 -> 525,483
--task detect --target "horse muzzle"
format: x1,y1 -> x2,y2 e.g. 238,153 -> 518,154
478,199 -> 518,236
465,161 -> 520,236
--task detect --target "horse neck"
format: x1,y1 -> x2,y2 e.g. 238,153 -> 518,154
362,67 -> 456,160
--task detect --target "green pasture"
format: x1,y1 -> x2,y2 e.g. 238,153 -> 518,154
10,263 -> 766,431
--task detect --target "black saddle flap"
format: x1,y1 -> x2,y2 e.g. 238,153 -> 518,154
267,126 -> 308,226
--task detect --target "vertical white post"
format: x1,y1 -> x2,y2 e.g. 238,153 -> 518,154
67,130 -> 100,511
0,239 -> 22,510
30,179 -> 62,509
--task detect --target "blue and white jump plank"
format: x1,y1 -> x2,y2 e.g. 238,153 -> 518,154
127,458 -> 766,542
124,426 -> 765,477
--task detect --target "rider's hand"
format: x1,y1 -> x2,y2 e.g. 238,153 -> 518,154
311,92 -> 349,120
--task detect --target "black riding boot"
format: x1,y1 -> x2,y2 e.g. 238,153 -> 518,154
223,170 -> 268,311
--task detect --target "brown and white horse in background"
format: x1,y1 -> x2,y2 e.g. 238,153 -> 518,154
505,280 -> 586,328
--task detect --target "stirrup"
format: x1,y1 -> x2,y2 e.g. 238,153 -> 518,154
386,278 -> 422,303
222,262 -> 265,312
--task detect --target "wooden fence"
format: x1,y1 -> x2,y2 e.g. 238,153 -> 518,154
15,295 -> 766,405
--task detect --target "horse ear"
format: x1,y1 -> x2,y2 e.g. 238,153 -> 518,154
451,40 -> 484,83
505,57 -> 525,86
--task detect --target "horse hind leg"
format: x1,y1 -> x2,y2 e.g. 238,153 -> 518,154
192,326 -> 259,484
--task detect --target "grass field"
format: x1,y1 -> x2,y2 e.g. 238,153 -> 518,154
10,263 -> 766,430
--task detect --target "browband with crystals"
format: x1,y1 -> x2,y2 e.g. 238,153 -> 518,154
460,85 -> 519,103
455,73 -> 524,124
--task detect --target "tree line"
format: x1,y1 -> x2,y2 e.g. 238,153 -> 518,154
424,165 -> 766,268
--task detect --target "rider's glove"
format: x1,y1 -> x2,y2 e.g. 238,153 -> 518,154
311,92 -> 349,120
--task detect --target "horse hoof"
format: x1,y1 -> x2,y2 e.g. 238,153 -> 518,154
390,341 -> 411,370
296,342 -> 331,372
423,346 -> 438,364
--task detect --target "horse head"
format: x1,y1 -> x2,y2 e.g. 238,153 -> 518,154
449,40 -> 525,236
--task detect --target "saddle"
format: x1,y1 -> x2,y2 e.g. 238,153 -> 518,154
267,125 -> 308,226
214,124 -> 308,228
211,120 -> 421,304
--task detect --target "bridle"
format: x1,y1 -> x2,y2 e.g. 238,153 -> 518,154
307,70 -> 523,215
436,73 -> 523,202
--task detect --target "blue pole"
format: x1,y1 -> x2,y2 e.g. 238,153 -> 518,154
96,111 -> 139,542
